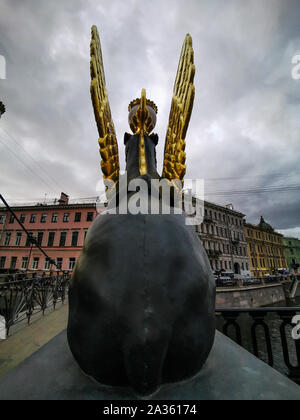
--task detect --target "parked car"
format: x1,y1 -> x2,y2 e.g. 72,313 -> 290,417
264,275 -> 280,284
217,276 -> 237,287
242,277 -> 261,286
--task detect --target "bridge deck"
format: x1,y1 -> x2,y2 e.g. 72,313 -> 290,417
0,328 -> 300,400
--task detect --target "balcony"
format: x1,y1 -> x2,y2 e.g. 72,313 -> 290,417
207,249 -> 222,259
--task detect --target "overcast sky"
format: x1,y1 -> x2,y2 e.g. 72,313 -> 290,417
0,0 -> 299,238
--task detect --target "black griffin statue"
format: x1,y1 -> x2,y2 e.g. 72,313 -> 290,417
67,25 -> 216,397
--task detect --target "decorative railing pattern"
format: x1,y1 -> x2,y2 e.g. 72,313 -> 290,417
0,273 -> 70,336
217,307 -> 300,384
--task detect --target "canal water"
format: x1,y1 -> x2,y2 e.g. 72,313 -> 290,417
216,296 -> 300,380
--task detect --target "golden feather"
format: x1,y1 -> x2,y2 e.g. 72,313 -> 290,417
162,34 -> 195,185
90,25 -> 119,197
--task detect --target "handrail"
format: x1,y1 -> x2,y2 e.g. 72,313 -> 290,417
217,307 -> 300,313
217,306 -> 300,384
0,273 -> 71,336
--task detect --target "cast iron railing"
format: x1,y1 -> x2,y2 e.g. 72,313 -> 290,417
217,307 -> 300,384
0,272 -> 70,336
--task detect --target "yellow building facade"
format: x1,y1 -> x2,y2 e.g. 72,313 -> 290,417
245,217 -> 288,278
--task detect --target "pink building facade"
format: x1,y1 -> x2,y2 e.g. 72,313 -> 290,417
0,194 -> 100,273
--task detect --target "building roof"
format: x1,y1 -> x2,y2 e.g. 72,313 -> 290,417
0,203 -> 97,211
283,236 -> 300,240
0,202 -> 99,212
257,216 -> 274,232
192,197 -> 245,217
0,193 -> 105,212
245,217 -> 283,237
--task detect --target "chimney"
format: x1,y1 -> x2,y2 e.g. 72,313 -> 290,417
58,192 -> 69,205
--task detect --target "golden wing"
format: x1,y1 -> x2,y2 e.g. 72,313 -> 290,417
162,34 -> 195,185
90,25 -> 119,197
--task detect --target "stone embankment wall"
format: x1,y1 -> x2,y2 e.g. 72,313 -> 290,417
216,284 -> 285,309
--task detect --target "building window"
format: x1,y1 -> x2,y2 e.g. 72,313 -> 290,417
0,256 -> 6,268
86,212 -> 94,222
21,257 -> 28,270
74,212 -> 81,222
71,231 -> 79,246
47,232 -> 55,247
9,214 -> 15,224
32,257 -> 39,270
224,261 -> 227,270
30,214 -> 36,223
4,232 -> 11,246
37,232 -> 44,246
56,257 -> 63,270
25,233 -> 31,247
10,256 -> 17,269
63,213 -> 70,222
40,214 -> 47,223
69,257 -> 76,271
15,232 -> 22,246
52,213 -> 58,223
246,263 -> 249,270
59,231 -> 67,247
44,258 -> 50,270
25,233 -> 34,247
0,215 -> 5,224
84,230 -> 88,242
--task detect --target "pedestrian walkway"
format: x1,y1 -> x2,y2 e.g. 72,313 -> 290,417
0,303 -> 68,379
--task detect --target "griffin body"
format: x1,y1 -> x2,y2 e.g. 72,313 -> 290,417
67,26 -> 216,396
